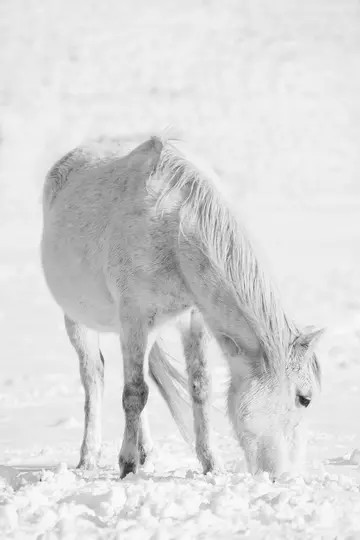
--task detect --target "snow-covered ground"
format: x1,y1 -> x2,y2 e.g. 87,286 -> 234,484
1,0 -> 360,537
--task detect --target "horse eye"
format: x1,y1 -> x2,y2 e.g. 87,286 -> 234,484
297,395 -> 311,408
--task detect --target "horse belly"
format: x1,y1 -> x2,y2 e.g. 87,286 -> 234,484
41,235 -> 118,332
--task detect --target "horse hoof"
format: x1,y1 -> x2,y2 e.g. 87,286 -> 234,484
119,458 -> 137,479
76,458 -> 99,471
202,457 -> 217,475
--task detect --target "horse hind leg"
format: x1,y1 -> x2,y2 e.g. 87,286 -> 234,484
64,315 -> 104,470
180,309 -> 216,474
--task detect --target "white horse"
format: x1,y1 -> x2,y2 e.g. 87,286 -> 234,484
41,135 -> 323,479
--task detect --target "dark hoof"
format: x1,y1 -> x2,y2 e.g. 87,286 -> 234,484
119,458 -> 137,479
202,457 -> 216,475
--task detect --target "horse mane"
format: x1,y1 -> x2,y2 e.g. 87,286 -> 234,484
153,136 -> 298,369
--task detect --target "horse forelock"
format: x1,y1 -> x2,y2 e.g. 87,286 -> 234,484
154,137 -> 297,370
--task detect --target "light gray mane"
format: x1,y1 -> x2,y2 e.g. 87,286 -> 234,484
154,137 -> 298,368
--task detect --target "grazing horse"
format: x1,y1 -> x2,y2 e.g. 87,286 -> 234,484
41,135 -> 323,479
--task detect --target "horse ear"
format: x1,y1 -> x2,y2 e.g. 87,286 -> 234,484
294,328 -> 325,355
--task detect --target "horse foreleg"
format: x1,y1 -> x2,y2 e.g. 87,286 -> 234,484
64,315 -> 104,470
119,317 -> 149,478
181,309 -> 216,474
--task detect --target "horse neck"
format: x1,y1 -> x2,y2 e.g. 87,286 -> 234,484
177,233 -> 263,360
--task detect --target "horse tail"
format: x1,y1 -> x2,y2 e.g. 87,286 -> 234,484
148,341 -> 194,446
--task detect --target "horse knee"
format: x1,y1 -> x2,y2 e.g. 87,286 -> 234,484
122,381 -> 149,415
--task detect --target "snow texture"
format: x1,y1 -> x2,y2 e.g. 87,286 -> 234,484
1,0 -> 360,538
